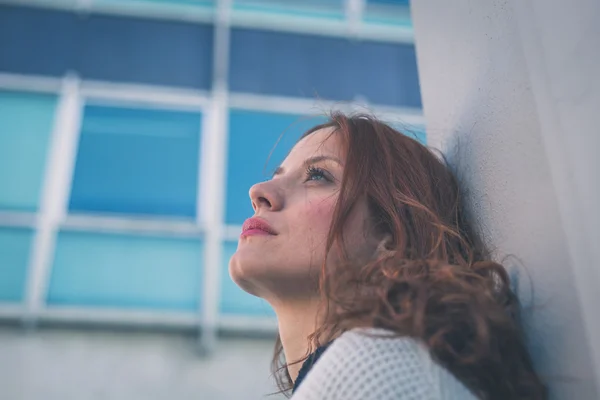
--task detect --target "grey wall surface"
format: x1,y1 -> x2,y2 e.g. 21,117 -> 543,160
411,0 -> 600,398
0,327 -> 282,400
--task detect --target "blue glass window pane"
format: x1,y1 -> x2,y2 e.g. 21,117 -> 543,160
225,110 -> 325,225
364,0 -> 412,26
368,0 -> 409,4
396,123 -> 426,145
220,240 -> 274,316
95,0 -> 214,7
0,227 -> 34,303
230,29 -> 421,107
0,91 -> 57,211
79,15 -> 213,89
0,6 -> 78,77
233,0 -> 345,20
69,105 -> 202,218
0,5 -> 213,89
48,231 -> 203,311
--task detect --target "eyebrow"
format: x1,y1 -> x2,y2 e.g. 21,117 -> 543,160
272,155 -> 343,177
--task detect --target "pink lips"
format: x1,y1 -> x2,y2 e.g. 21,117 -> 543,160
241,217 -> 278,238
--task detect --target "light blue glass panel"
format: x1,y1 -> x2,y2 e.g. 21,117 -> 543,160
0,227 -> 33,302
70,105 -> 201,218
225,110 -> 325,225
220,240 -> 275,316
368,0 -> 409,5
364,0 -> 412,27
396,123 -> 426,145
0,91 -> 57,211
48,231 -> 203,311
234,0 -> 344,20
95,0 -> 214,6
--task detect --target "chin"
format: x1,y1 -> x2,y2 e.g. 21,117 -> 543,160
229,242 -> 319,299
228,247 -> 269,297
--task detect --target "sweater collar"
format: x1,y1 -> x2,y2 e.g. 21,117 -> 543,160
292,344 -> 331,394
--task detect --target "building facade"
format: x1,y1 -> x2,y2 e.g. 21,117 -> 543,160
0,1 -> 423,398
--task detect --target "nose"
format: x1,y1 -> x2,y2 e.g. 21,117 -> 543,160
249,180 -> 283,213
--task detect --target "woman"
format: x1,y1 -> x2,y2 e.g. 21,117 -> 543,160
229,113 -> 546,399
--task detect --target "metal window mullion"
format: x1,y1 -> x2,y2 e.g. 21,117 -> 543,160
0,72 -> 425,125
0,72 -> 62,94
228,92 -> 426,125
198,0 -> 232,354
346,0 -> 366,36
23,73 -> 83,325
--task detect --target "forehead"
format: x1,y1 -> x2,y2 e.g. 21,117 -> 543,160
284,127 -> 344,165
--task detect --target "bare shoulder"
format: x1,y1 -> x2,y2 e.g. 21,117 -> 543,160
291,328 -> 477,400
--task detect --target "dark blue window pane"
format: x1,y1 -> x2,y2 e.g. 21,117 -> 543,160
48,231 -> 203,311
230,28 -> 421,107
69,105 -> 202,218
78,15 -> 213,89
0,6 -> 78,77
225,110 -> 325,225
0,5 -> 213,89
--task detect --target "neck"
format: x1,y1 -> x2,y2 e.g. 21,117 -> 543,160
273,298 -> 322,383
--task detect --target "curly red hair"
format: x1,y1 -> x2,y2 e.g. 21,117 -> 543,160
271,113 -> 546,399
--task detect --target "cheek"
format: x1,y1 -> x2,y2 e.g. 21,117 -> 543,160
295,196 -> 338,248
313,197 -> 336,216
307,196 -> 336,225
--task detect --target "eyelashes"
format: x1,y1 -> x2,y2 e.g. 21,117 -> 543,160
304,165 -> 333,183
268,165 -> 335,183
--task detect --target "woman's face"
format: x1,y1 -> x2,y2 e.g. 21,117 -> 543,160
229,128 -> 372,303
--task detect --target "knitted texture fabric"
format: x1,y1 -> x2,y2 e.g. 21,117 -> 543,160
291,328 -> 477,400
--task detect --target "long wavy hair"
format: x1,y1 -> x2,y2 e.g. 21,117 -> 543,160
270,112 -> 546,399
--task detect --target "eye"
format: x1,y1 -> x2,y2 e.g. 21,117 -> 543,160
305,166 -> 331,183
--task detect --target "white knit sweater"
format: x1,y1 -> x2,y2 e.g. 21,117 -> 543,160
291,328 -> 477,400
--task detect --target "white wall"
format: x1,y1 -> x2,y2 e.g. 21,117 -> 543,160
0,327 -> 283,400
411,0 -> 600,398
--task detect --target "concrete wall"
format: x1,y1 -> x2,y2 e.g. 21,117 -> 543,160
0,327 -> 283,400
411,0 -> 600,398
